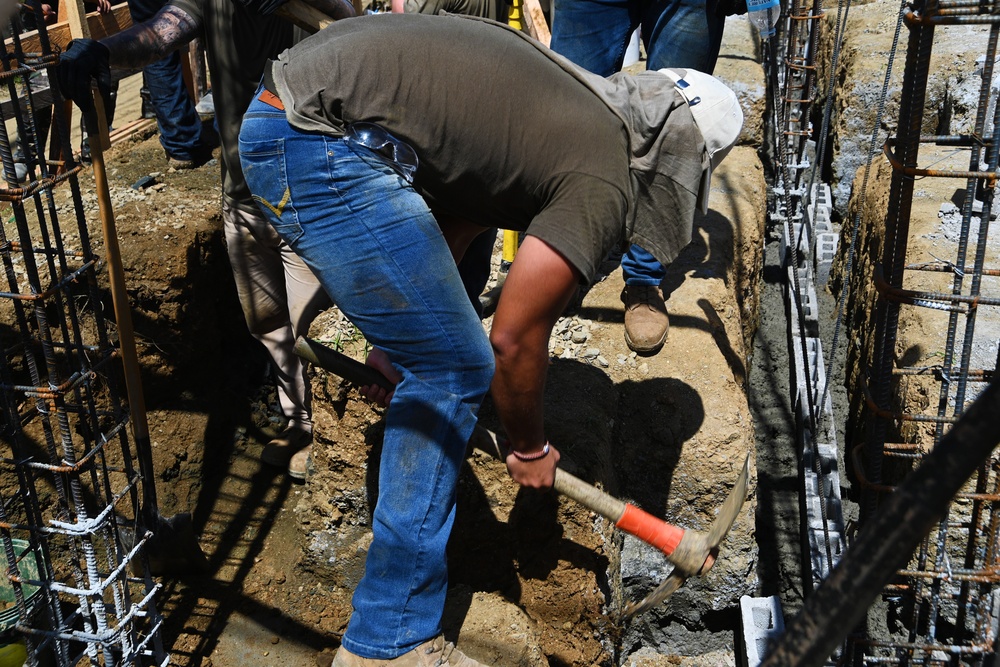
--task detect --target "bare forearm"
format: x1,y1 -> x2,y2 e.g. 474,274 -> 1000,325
102,5 -> 198,69
488,237 -> 580,454
491,337 -> 549,452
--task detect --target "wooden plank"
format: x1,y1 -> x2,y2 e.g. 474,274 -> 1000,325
109,117 -> 158,145
8,3 -> 132,54
523,0 -> 550,47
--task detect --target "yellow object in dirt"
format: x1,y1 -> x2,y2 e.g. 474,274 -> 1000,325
0,639 -> 27,667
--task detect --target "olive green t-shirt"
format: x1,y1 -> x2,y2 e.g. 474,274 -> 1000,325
171,0 -> 297,212
272,13 -> 630,282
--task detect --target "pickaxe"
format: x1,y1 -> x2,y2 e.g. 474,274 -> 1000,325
292,335 -> 749,618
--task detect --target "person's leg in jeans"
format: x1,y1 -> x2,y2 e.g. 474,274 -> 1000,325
127,0 -> 206,165
240,96 -> 494,661
223,201 -> 331,478
550,0 -> 636,76
616,0 -> 726,354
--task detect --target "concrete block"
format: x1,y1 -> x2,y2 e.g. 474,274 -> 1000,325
808,524 -> 844,584
780,219 -> 813,268
790,335 -> 821,408
815,232 -> 838,285
796,385 -> 837,446
804,481 -> 844,527
812,206 -> 833,234
811,183 -> 832,209
787,272 -> 819,338
739,595 -> 785,667
802,443 -> 841,494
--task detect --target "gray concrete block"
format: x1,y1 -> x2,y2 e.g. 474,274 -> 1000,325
804,480 -> 844,527
812,205 -> 833,234
787,266 -> 819,337
808,524 -> 844,584
811,183 -> 832,209
739,595 -> 785,667
815,232 -> 838,285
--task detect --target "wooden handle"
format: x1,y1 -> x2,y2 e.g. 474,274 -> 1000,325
66,0 -> 157,514
293,336 -> 394,390
275,0 -> 335,32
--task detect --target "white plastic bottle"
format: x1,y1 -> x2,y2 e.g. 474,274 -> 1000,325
746,0 -> 780,39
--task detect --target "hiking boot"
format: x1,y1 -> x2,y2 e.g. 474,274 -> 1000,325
167,155 -> 197,170
331,636 -> 486,666
167,145 -> 213,170
621,284 -> 669,355
288,445 -> 313,481
261,426 -> 312,478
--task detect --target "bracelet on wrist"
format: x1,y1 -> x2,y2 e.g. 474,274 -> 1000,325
510,442 -> 550,462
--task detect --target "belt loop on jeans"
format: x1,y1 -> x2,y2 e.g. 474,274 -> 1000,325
258,59 -> 284,111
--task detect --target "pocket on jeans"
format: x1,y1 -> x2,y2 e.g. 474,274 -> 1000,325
239,138 -> 305,244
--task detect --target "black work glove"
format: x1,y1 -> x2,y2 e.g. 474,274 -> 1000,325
233,0 -> 288,16
57,38 -> 111,117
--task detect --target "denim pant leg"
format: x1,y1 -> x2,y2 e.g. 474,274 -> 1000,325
641,0 -> 726,73
128,0 -> 203,160
550,0 -> 638,76
621,244 -> 666,285
239,96 -> 494,659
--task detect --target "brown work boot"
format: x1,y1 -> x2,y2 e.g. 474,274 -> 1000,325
621,284 -> 669,355
261,426 -> 312,478
331,636 -> 487,666
288,445 -> 313,481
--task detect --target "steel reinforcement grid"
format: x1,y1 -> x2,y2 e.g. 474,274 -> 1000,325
0,9 -> 167,667
854,0 -> 1000,663
774,0 -> 1000,662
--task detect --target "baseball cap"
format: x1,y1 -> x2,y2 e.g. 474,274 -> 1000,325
658,68 -> 743,214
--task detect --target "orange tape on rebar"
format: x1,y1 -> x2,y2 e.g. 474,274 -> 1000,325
616,504 -> 684,556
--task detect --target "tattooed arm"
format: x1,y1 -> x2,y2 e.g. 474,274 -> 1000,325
101,5 -> 200,69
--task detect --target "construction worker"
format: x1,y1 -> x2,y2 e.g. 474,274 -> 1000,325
550,0 -> 729,355
237,14 -> 741,665
56,0 -> 355,479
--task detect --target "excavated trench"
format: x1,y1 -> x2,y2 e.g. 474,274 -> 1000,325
7,3 -> 998,665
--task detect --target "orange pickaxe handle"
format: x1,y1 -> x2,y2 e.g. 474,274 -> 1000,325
292,336 -> 710,574
617,504 -> 686,554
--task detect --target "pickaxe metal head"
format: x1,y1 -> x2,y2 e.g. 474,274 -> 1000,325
621,454 -> 750,620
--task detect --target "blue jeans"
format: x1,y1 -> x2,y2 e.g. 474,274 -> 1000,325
128,0 -> 204,160
550,0 -> 725,75
551,0 -> 724,285
239,89 -> 494,659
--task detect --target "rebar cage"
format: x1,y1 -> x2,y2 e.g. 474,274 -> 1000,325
770,0 -> 1000,661
0,7 -> 167,666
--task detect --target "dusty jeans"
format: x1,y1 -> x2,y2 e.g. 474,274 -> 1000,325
239,88 -> 494,659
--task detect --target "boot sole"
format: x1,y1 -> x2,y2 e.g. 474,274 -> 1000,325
624,328 -> 668,355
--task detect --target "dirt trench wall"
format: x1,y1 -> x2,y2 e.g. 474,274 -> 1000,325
823,0 -> 993,212
827,1 -> 1000,455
